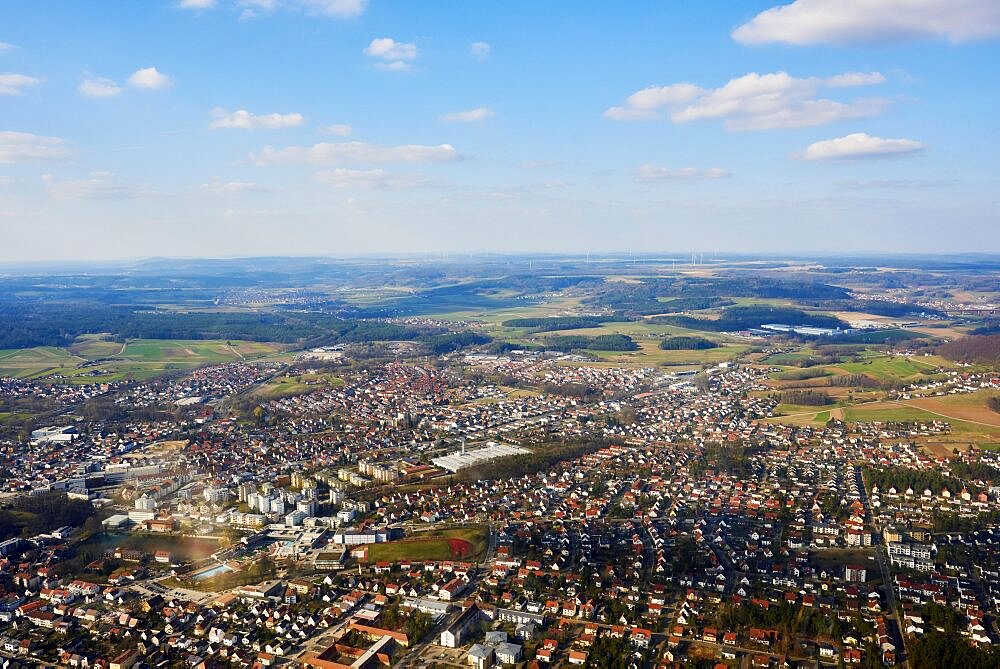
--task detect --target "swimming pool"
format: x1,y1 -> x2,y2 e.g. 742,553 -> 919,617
191,563 -> 235,581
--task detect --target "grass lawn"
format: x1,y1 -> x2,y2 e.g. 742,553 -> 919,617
251,372 -> 345,400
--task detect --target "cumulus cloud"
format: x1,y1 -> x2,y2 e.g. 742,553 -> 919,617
604,83 -> 703,121
470,41 -> 491,59
364,37 -> 418,70
797,132 -> 925,160
439,107 -> 493,123
314,168 -> 427,189
79,76 -> 123,98
128,67 -> 173,90
635,165 -> 731,181
0,73 -> 40,96
178,0 -> 216,8
0,131 -> 69,164
606,71 -> 888,130
320,123 -> 353,136
733,0 -> 1000,45
209,108 -> 305,129
252,140 -> 460,165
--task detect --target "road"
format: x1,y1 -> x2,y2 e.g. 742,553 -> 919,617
857,465 -> 907,663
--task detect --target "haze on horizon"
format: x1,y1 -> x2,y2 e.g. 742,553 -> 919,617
1,0 -> 998,262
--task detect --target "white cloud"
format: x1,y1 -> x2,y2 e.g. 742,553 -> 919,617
178,0 -> 216,8
314,168 -> 427,189
0,73 -> 40,96
128,67 -> 173,90
320,123 -> 353,136
440,107 -> 493,123
364,38 -> 418,70
210,108 -> 305,129
733,0 -> 1000,45
252,140 -> 460,165
79,76 -> 123,98
798,132 -> 925,160
41,173 -> 147,200
236,0 -> 367,18
200,180 -> 259,192
296,0 -> 367,17
0,131 -> 69,164
826,71 -> 887,87
0,41 -> 13,51
635,164 -> 731,181
606,71 -> 888,130
470,41 -> 491,59
604,83 -> 703,120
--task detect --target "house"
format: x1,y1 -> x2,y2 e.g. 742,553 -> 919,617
468,644 -> 493,669
494,642 -> 522,664
441,605 -> 481,648
110,650 -> 141,669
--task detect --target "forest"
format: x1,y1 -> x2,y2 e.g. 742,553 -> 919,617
543,334 -> 639,352
939,335 -> 1000,366
659,336 -> 719,350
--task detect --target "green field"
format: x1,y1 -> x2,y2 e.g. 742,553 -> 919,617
762,350 -> 819,366
0,337 -> 288,383
834,356 -> 942,382
251,372 -> 345,400
364,526 -> 488,563
0,412 -> 34,424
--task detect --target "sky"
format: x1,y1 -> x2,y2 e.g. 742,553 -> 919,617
1,0 -> 999,261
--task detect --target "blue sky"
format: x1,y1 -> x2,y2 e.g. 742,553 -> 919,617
1,0 -> 998,260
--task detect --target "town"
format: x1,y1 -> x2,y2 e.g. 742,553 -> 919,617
2,325 -> 999,669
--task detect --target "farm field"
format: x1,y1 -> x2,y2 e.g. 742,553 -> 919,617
831,356 -> 944,382
906,389 -> 1000,426
363,526 -> 488,563
0,338 -> 288,383
590,340 -> 749,368
423,295 -> 585,326
841,399 -> 1000,448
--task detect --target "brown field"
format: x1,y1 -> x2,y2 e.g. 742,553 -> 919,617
906,391 -> 1000,427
